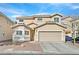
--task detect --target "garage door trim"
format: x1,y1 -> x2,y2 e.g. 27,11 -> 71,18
38,30 -> 63,42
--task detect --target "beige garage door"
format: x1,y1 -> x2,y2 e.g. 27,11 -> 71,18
0,29 -> 5,41
38,31 -> 62,41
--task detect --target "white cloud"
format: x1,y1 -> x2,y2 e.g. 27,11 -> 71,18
11,15 -> 22,18
32,12 -> 50,15
49,3 -> 79,10
71,5 -> 79,9
0,6 -> 28,15
49,3 -> 64,7
63,4 -> 79,10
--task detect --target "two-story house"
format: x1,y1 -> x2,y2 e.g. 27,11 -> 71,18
71,16 -> 79,38
0,12 -> 13,42
12,14 -> 67,42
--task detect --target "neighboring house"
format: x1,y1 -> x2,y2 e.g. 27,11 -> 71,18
0,12 -> 13,42
72,18 -> 79,38
61,16 -> 79,38
61,16 -> 74,37
12,13 -> 67,42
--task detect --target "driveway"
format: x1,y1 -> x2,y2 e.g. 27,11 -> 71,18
40,42 -> 79,54
0,41 -> 79,54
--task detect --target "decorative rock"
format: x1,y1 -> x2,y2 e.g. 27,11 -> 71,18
0,43 -> 4,46
20,44 -> 25,47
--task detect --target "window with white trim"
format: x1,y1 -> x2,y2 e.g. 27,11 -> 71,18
25,31 -> 29,35
16,31 -> 22,35
37,17 -> 42,21
19,19 -> 23,22
54,17 -> 59,23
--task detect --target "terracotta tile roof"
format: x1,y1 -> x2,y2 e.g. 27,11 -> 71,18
51,13 -> 63,17
27,23 -> 38,26
11,24 -> 32,29
61,16 -> 75,22
71,16 -> 79,20
16,13 -> 64,19
33,15 -> 51,18
35,21 -> 67,29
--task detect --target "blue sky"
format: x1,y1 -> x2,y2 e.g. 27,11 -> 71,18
0,3 -> 79,21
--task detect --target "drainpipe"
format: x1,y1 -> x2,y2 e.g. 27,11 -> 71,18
30,28 -> 35,41
30,29 -> 33,41
32,29 -> 35,41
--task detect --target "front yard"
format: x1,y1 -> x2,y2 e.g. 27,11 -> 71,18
0,41 -> 79,54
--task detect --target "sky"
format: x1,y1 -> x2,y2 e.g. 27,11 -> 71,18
0,3 -> 79,21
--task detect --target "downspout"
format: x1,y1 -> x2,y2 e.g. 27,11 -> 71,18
30,28 -> 35,41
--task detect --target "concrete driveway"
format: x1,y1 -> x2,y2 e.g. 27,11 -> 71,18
40,42 -> 79,54
0,41 -> 79,54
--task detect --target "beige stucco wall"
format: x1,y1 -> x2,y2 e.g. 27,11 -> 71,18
24,20 -> 35,25
28,24 -> 37,29
34,24 -> 65,42
12,26 -> 30,34
23,17 -> 51,26
34,17 -> 51,25
12,26 -> 30,42
20,15 -> 62,25
0,16 -> 13,41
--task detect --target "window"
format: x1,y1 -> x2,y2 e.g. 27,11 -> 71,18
19,19 -> 23,22
15,21 -> 17,24
38,17 -> 42,21
76,32 -> 79,37
25,31 -> 29,35
16,31 -> 22,35
54,17 -> 59,23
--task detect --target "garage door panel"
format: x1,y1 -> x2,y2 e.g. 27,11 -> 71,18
0,28 -> 5,41
0,31 -> 4,41
38,31 -> 62,41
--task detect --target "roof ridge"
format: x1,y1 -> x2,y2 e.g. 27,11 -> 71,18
35,22 -> 66,29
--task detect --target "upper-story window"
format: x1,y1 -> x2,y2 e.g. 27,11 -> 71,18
15,21 -> 17,24
19,19 -> 23,22
54,17 -> 59,23
16,31 -> 22,35
37,17 -> 42,21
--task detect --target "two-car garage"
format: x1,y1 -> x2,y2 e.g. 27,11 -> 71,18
34,23 -> 66,42
38,31 -> 62,41
0,28 -> 5,41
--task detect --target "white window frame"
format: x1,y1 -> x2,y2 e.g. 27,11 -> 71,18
25,31 -> 29,35
19,19 -> 23,22
16,30 -> 23,35
37,17 -> 42,21
54,17 -> 59,23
